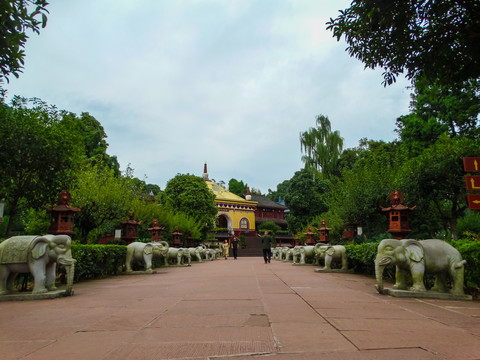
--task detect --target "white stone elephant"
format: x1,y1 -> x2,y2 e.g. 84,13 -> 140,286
375,239 -> 466,295
188,245 -> 207,262
292,245 -> 316,265
125,241 -> 169,273
166,247 -> 191,266
0,234 -> 75,295
283,248 -> 293,262
314,244 -> 348,271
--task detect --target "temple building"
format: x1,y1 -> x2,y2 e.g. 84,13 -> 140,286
202,164 -> 257,237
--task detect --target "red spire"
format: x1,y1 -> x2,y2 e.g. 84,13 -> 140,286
246,186 -> 250,195
202,162 -> 209,181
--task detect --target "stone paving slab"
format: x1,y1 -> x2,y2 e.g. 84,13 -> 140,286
1,257 -> 480,359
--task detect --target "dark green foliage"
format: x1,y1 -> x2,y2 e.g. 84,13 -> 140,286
450,239 -> 480,295
327,0 -> 480,86
71,244 -> 126,282
228,178 -> 247,197
258,221 -> 281,235
345,242 -> 380,276
0,1 -> 49,83
457,211 -> 480,236
282,167 -> 330,233
163,174 -> 217,239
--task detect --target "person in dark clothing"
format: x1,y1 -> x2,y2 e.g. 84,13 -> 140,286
231,236 -> 239,259
257,230 -> 273,264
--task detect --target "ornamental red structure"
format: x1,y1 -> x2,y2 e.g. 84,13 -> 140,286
304,226 -> 316,245
47,190 -> 80,236
317,219 -> 331,244
122,213 -> 141,244
381,190 -> 416,240
148,219 -> 165,242
172,226 -> 183,248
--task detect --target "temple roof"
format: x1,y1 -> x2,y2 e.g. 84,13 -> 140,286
205,181 -> 257,205
249,194 -> 287,210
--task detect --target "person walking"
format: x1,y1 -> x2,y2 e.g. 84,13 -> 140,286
231,236 -> 239,260
257,230 -> 273,264
221,239 -> 229,260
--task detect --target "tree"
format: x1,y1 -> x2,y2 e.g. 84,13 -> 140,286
0,1 -> 49,83
300,114 -> 343,178
71,164 -> 137,242
281,167 -> 330,233
0,96 -> 83,235
328,140 -> 401,237
327,1 -> 480,86
228,178 -> 247,197
397,134 -> 480,240
396,77 -> 480,150
162,174 -> 217,238
63,111 -> 121,175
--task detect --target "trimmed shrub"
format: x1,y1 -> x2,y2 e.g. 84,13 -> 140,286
450,239 -> 480,296
71,244 -> 126,282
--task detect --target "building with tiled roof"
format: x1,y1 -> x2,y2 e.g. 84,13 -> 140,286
202,164 -> 257,237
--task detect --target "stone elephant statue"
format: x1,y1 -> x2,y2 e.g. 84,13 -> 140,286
0,234 -> 75,295
166,247 -> 191,266
283,248 -> 293,262
314,244 -> 347,271
188,245 -> 207,262
375,239 -> 466,295
125,241 -> 169,273
292,246 -> 316,265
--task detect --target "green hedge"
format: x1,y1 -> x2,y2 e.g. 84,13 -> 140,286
450,239 -> 480,295
71,244 -> 126,282
345,242 -> 380,276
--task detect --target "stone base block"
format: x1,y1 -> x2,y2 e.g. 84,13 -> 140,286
0,289 -> 71,301
382,288 -> 472,301
314,268 -> 353,273
121,270 -> 164,275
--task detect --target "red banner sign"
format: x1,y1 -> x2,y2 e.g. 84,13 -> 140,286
463,157 -> 480,172
465,176 -> 480,190
468,194 -> 480,210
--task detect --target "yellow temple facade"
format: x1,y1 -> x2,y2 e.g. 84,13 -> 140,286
203,164 -> 257,237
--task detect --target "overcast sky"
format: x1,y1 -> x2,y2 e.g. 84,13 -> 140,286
6,0 -> 411,194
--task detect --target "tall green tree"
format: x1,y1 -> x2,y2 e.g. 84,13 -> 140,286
397,134 -> 480,240
0,0 -> 49,83
281,167 -> 330,233
0,96 -> 83,235
228,178 -> 247,197
300,114 -> 343,178
162,174 -> 217,239
396,77 -> 480,150
327,1 -> 480,86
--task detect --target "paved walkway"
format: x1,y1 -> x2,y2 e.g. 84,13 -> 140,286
1,257 -> 480,360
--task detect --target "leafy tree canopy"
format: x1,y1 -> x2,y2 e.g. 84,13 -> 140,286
162,174 -> 217,237
300,114 -> 343,178
0,96 -> 84,235
0,0 -> 49,83
280,167 -> 330,233
228,178 -> 247,197
327,1 -> 480,86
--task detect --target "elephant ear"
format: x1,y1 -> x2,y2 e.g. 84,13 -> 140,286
326,247 -> 335,256
405,241 -> 424,263
31,238 -> 49,259
144,244 -> 153,255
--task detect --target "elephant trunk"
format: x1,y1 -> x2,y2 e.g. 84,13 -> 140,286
64,262 -> 75,296
375,257 -> 385,294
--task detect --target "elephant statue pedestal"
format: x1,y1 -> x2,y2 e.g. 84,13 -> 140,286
380,288 -> 472,301
0,235 -> 76,301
